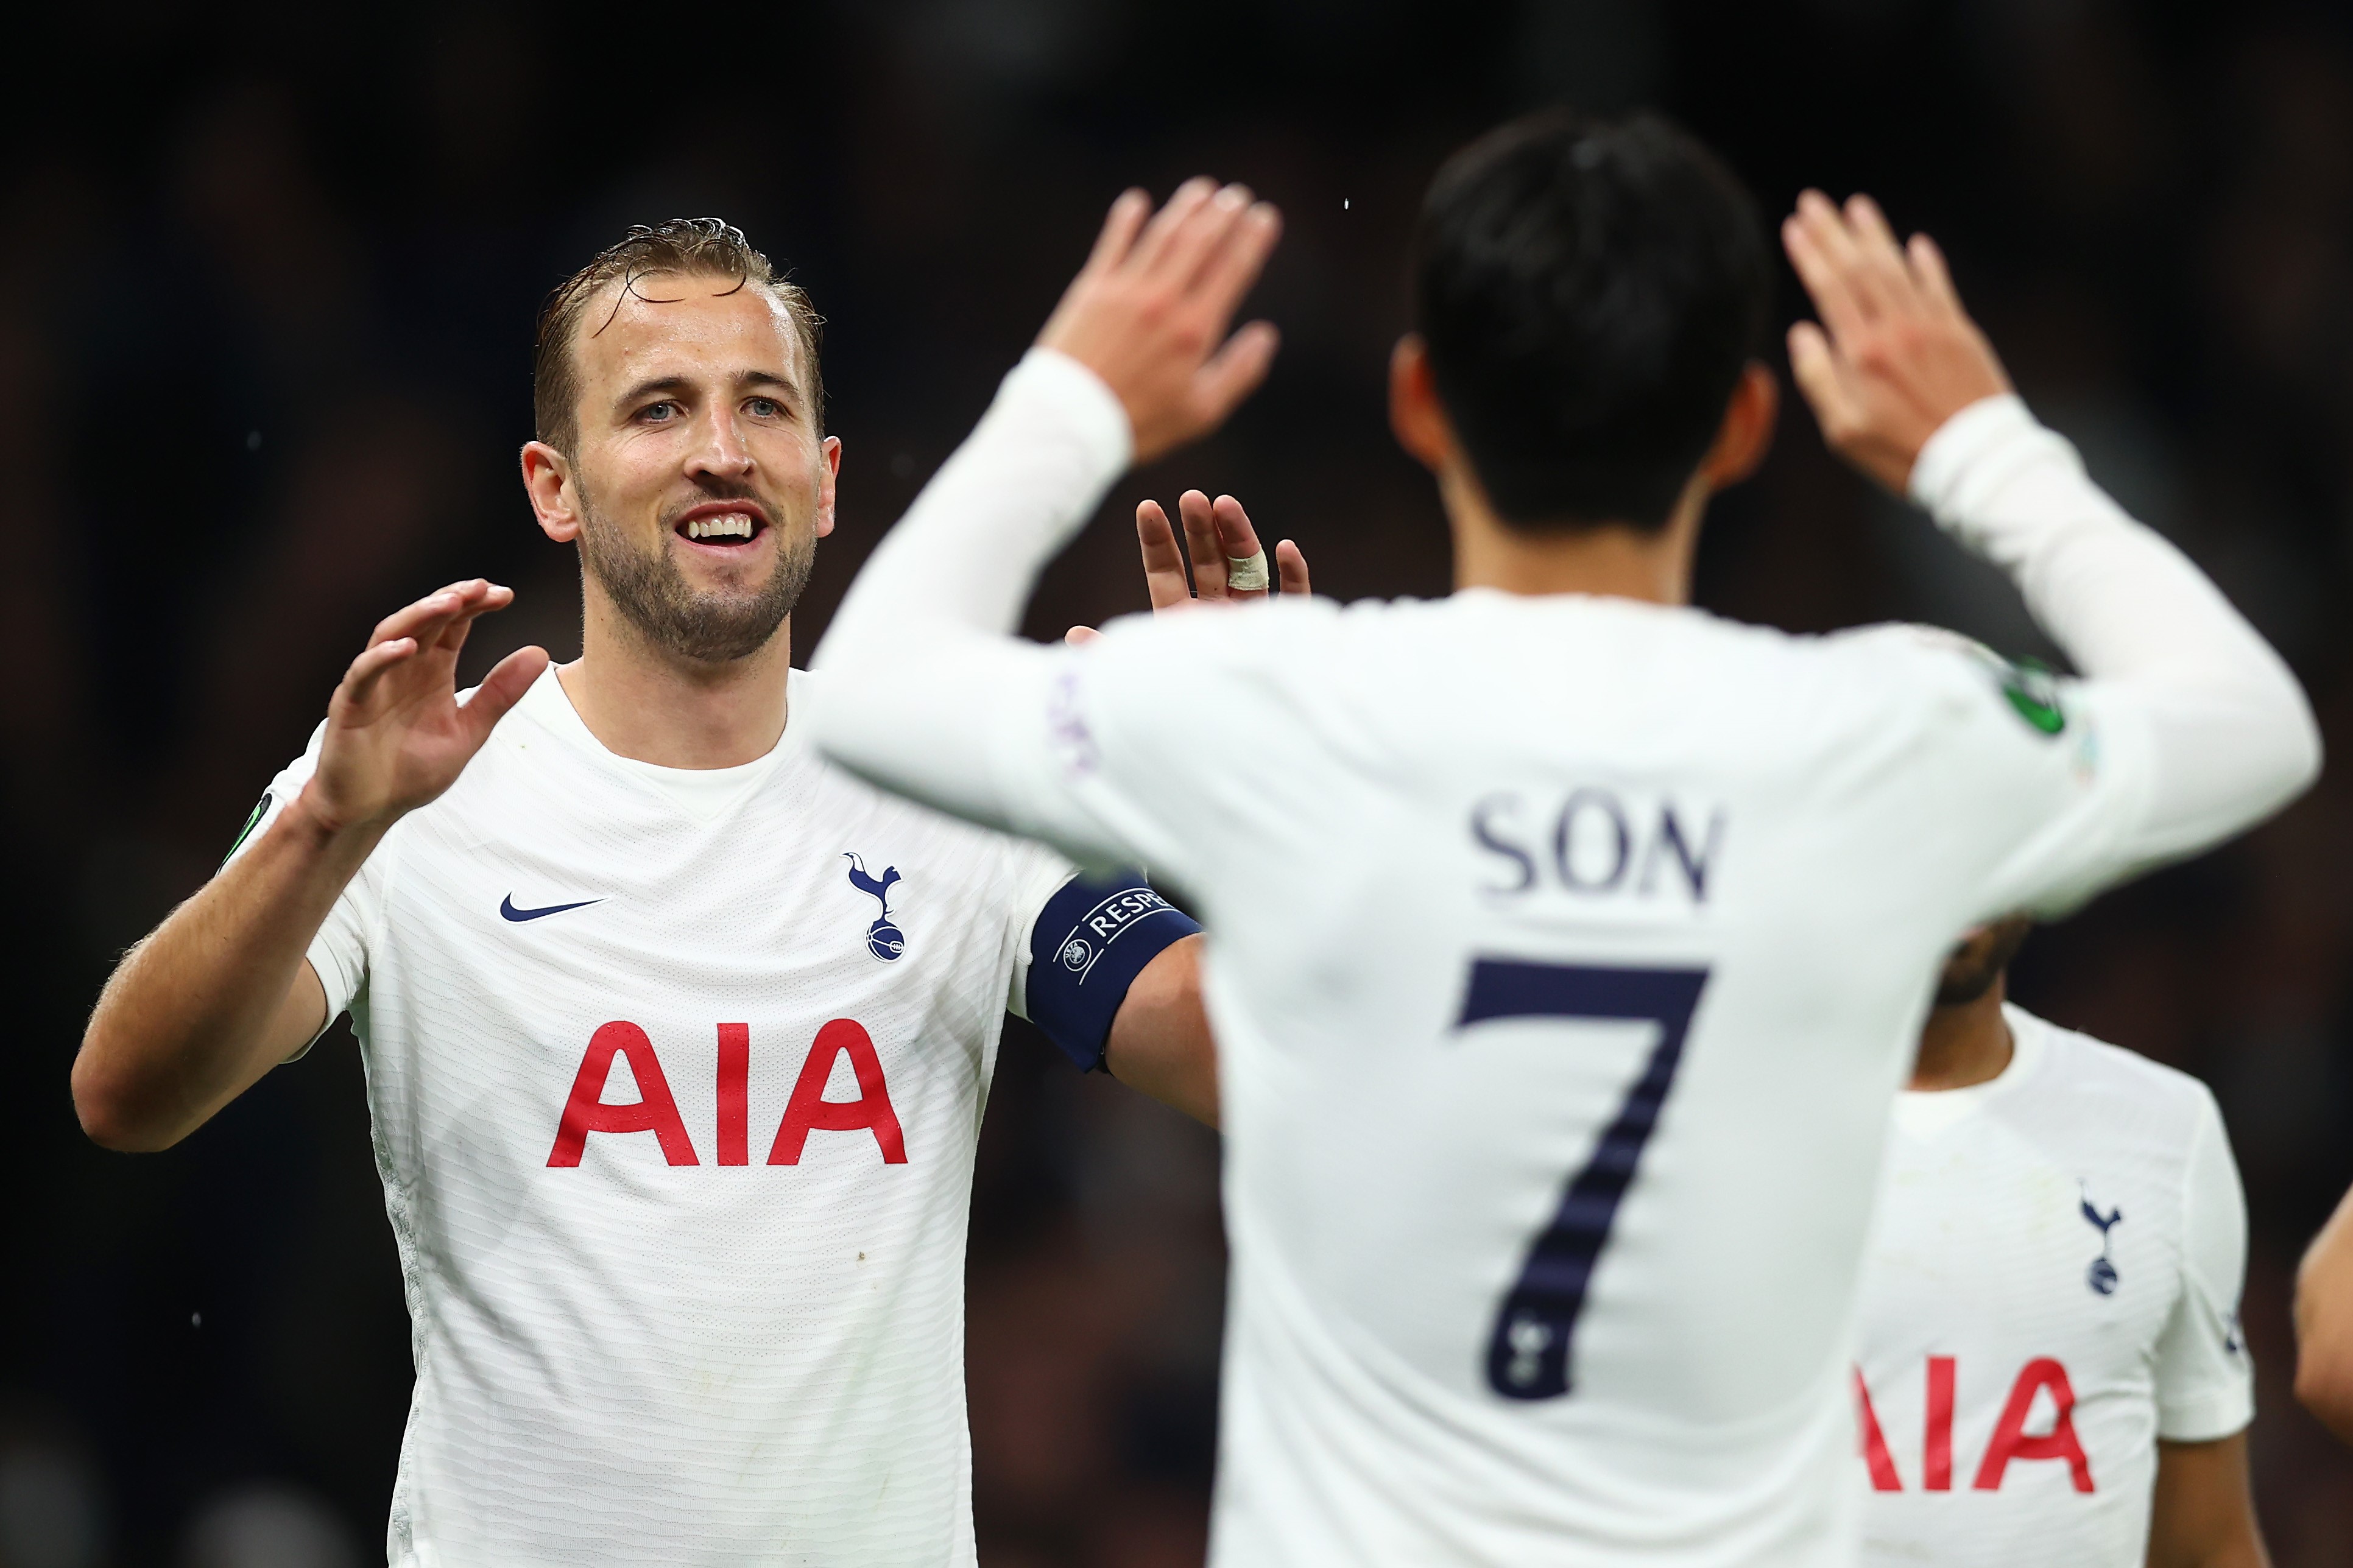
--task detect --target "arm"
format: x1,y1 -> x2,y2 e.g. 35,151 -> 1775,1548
1783,193 -> 2319,888
1078,492 -> 1311,1124
1106,935 -> 1218,1127
807,181 -> 1282,855
2295,1182 -> 2353,1440
2145,1094 -> 2265,1566
2148,1433 -> 2269,1568
817,181 -> 1279,678
72,581 -> 545,1150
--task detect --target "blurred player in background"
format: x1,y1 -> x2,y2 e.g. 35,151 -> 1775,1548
805,113 -> 2318,1563
1853,919 -> 2267,1566
68,219 -> 1263,1566
2291,1163 -> 2353,1443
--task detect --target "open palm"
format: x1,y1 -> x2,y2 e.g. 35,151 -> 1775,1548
309,580 -> 549,834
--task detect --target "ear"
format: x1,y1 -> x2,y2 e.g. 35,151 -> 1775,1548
1388,335 -> 1456,473
521,441 -> 581,543
815,435 -> 842,540
1699,362 -> 1779,489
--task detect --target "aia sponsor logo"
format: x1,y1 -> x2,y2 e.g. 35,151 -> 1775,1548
546,1019 -> 908,1169
1854,1357 -> 2094,1494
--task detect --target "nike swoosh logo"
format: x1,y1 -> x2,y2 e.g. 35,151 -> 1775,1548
500,895 -> 605,923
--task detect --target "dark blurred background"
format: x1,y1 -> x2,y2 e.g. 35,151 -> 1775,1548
4,1 -> 2352,1563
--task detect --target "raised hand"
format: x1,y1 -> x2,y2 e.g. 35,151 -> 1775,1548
1067,491 -> 1310,644
1138,490 -> 1310,606
1781,191 -> 2012,494
1036,180 -> 1284,464
305,580 -> 549,835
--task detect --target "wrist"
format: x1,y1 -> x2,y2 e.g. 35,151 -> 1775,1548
1905,393 -> 2037,512
1014,346 -> 1137,475
284,778 -> 398,855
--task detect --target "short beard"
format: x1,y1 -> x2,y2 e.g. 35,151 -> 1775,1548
575,482 -> 813,665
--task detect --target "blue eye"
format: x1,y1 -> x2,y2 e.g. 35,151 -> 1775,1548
747,398 -> 783,419
641,401 -> 677,422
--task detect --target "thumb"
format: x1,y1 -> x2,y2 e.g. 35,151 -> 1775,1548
1787,322 -> 1859,436
460,645 -> 550,747
1065,625 -> 1104,646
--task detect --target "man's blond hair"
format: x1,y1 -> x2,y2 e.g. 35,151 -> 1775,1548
533,217 -> 824,455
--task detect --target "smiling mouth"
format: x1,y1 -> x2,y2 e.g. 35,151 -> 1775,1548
676,509 -> 766,545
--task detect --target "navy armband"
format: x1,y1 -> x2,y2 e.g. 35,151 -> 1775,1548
1025,873 -> 1200,1072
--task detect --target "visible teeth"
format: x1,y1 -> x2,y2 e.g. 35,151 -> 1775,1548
685,513 -> 755,541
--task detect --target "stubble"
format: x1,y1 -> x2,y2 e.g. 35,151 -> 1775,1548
574,482 -> 815,665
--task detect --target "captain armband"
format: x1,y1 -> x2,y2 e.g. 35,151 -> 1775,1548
1023,872 -> 1201,1072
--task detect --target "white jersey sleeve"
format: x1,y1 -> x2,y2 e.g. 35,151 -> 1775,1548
808,370 -> 2318,928
2153,1088 -> 2254,1441
224,721 -> 379,1032
1823,623 -> 2153,924
1899,396 -> 2318,917
1003,846 -> 1083,1020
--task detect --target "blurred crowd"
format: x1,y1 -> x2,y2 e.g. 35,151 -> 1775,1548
5,1 -> 2353,1563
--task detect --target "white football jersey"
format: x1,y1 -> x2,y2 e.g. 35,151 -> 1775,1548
234,666 -> 1073,1567
969,597 -> 2182,1567
806,360 -> 2317,1566
1852,1004 -> 2251,1566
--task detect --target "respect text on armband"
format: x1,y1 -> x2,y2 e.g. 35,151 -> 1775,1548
1470,788 -> 1725,904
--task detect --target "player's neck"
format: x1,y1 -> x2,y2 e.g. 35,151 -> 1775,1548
1910,976 -> 2016,1092
559,583 -> 793,769
1445,462 -> 1704,604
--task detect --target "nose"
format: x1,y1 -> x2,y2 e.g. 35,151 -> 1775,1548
686,406 -> 756,481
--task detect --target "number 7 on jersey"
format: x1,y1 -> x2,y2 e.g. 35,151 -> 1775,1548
1457,959 -> 1710,1400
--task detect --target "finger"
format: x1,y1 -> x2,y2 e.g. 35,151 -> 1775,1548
1906,231 -> 1963,317
458,645 -> 551,747
1134,499 -> 1193,611
426,583 -> 516,657
1128,177 -> 1219,275
1782,200 -> 1871,342
1786,322 -> 1860,437
1844,193 -> 1903,264
1155,182 -> 1254,290
339,636 -> 419,709
1842,194 -> 1915,312
1275,538 -> 1311,596
1064,625 -> 1104,646
1081,189 -> 1151,281
1179,490 -> 1226,598
1038,193 -> 1152,346
1191,201 -> 1283,332
1189,319 -> 1280,430
1209,494 -> 1268,600
1798,191 -> 1891,320
369,580 -> 487,649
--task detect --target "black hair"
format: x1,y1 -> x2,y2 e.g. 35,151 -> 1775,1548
1413,110 -> 1771,533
